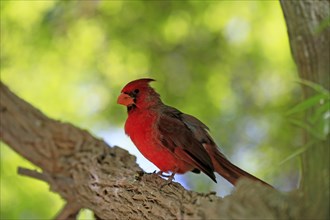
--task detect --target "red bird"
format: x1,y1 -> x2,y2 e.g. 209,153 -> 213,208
117,78 -> 271,186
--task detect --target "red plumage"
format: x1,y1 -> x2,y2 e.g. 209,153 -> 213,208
117,78 -> 271,187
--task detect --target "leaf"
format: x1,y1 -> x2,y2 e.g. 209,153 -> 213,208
279,140 -> 316,165
286,93 -> 329,116
289,119 -> 325,140
310,103 -> 330,123
296,79 -> 330,96
314,15 -> 330,34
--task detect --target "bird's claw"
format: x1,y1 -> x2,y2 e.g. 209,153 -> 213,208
159,172 -> 176,188
151,170 -> 178,188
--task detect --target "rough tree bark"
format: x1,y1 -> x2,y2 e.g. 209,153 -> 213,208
0,82 -> 302,219
281,1 -> 330,219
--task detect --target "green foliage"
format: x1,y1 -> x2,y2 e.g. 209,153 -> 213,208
1,1 -> 300,218
315,14 -> 330,34
0,143 -> 63,219
280,81 -> 330,165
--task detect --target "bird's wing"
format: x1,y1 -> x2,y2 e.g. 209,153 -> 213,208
157,106 -> 216,182
179,109 -> 272,187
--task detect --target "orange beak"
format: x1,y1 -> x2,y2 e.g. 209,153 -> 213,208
117,93 -> 134,106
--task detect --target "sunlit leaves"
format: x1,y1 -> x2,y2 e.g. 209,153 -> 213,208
163,11 -> 190,45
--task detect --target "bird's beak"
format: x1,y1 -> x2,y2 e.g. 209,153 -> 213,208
117,93 -> 134,106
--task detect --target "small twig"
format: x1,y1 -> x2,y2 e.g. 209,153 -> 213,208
17,167 -> 50,182
54,202 -> 81,220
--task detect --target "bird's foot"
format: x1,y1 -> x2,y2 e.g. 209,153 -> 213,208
152,170 -> 178,188
159,172 -> 176,188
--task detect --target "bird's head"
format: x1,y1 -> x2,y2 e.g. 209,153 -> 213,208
117,78 -> 162,111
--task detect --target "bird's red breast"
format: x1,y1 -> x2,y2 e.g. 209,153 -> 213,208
124,106 -> 195,174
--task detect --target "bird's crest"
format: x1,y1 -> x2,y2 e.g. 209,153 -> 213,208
121,78 -> 155,93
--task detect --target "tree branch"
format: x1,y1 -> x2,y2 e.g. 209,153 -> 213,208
17,167 -> 50,182
0,82 -> 303,219
54,202 -> 81,220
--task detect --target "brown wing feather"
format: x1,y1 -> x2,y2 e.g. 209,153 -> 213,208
157,106 -> 216,182
181,111 -> 273,187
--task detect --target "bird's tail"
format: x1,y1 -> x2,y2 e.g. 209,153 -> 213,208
205,144 -> 272,187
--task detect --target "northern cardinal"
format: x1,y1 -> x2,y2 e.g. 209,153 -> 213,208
117,78 -> 271,186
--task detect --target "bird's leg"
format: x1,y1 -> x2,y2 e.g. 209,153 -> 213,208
166,172 -> 176,182
160,168 -> 178,188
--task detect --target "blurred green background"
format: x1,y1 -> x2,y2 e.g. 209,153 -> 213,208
1,1 -> 301,219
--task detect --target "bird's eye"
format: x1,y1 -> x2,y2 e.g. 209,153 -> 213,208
133,89 -> 139,94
